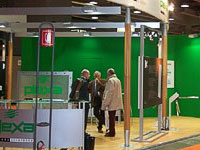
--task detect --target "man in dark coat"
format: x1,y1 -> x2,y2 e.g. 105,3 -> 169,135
89,71 -> 106,133
69,69 -> 90,131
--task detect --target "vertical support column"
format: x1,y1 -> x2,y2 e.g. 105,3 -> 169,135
2,42 -> 6,61
1,42 -> 6,101
139,25 -> 145,141
162,23 -> 168,129
6,33 -> 13,105
158,37 -> 162,133
123,7 -> 131,147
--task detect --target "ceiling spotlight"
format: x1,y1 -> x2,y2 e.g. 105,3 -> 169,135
188,34 -> 198,38
168,3 -> 174,11
83,32 -> 91,37
134,10 -> 141,14
0,24 -> 6,28
91,27 -> 96,29
89,1 -> 98,5
169,18 -> 174,21
82,6 -> 97,13
181,4 -> 189,8
91,16 -> 98,20
67,26 -> 77,29
148,32 -> 153,41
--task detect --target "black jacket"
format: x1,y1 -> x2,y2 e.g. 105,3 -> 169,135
69,77 -> 90,101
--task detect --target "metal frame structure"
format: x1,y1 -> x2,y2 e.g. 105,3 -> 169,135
132,25 -> 167,143
0,7 -> 121,15
34,22 -> 55,150
169,92 -> 199,130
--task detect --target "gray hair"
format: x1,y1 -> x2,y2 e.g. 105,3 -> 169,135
81,69 -> 90,76
107,68 -> 115,75
94,71 -> 101,77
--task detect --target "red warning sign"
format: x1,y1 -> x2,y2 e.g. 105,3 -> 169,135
40,29 -> 53,47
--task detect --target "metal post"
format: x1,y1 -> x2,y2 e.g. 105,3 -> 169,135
139,25 -> 145,141
49,24 -> 55,150
169,100 -> 171,130
158,37 -> 162,133
33,25 -> 41,150
1,42 -> 5,61
158,105 -> 162,132
1,42 -> 6,100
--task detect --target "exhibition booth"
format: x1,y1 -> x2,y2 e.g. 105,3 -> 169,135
0,0 -> 200,150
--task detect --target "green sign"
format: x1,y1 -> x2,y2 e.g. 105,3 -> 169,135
24,84 -> 63,96
0,110 -> 34,134
4,110 -> 19,119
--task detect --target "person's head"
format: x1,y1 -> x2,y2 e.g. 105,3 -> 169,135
81,69 -> 90,79
107,68 -> 115,77
94,71 -> 101,79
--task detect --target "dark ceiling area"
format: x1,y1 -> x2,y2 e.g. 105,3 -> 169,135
0,0 -> 200,35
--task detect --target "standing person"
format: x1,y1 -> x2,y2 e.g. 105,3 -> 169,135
69,69 -> 90,131
89,71 -> 106,133
101,68 -> 123,137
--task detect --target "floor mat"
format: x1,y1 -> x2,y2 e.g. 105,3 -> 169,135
136,134 -> 200,150
180,144 -> 200,150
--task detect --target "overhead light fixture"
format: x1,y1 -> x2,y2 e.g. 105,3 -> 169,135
66,26 -> 77,29
181,4 -> 189,8
117,26 -> 135,32
0,24 -> 6,28
133,10 -> 141,14
91,27 -> 96,29
188,34 -> 198,38
82,6 -> 97,13
148,32 -> 153,41
83,32 -> 91,37
32,32 -> 38,37
168,3 -> 174,11
169,18 -> 174,21
63,22 -> 71,25
89,1 -> 98,5
91,16 -> 98,20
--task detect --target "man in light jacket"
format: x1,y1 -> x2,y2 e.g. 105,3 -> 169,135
101,68 -> 123,137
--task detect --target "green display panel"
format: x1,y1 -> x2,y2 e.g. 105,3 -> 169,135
18,71 -> 72,100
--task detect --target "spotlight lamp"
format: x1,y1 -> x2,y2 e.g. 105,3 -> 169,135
168,3 -> 175,11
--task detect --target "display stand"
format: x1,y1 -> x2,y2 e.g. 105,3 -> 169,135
0,100 -> 85,150
132,25 -> 167,143
169,92 -> 199,130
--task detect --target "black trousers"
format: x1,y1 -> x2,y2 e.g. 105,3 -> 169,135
108,110 -> 116,136
81,103 -> 89,131
93,96 -> 105,130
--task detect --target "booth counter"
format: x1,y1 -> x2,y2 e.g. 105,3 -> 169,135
0,99 -> 86,149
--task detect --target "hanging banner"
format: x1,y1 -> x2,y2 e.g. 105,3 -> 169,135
167,60 -> 174,88
40,29 -> 53,47
107,0 -> 168,22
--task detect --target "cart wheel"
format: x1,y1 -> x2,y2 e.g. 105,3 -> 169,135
37,140 -> 45,150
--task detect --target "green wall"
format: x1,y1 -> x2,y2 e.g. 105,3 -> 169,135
22,37 -> 162,117
21,35 -> 200,117
173,35 -> 200,117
